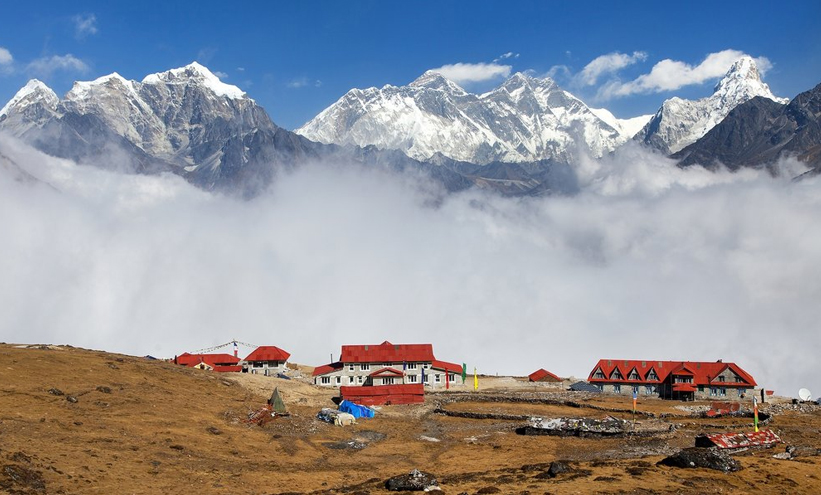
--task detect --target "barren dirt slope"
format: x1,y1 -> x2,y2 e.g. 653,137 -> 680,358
1,344 -> 820,494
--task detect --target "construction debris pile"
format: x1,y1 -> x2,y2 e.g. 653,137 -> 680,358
516,415 -> 674,438
317,408 -> 357,426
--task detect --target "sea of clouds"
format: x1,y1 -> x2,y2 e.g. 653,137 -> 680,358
1,133 -> 819,398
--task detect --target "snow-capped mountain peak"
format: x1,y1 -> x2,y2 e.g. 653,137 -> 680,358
0,79 -> 58,118
297,70 -> 640,165
409,70 -> 466,94
142,62 -> 247,99
635,55 -> 789,154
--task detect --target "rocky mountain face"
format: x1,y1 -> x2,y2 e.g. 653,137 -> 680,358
0,64 -> 578,197
673,82 -> 821,174
635,57 -> 788,155
296,71 -> 649,165
0,63 -> 327,195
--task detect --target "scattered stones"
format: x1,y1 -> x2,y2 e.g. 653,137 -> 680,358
658,448 -> 741,472
66,395 -> 78,404
169,445 -> 185,451
206,426 -> 223,435
772,445 -> 821,460
419,435 -> 441,442
385,469 -> 440,491
1,464 -> 46,493
96,386 -> 112,394
47,388 -> 63,396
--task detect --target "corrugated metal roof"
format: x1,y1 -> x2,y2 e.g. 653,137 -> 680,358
569,381 -> 602,393
244,346 -> 291,363
340,341 -> 435,363
528,369 -> 561,382
588,359 -> 756,387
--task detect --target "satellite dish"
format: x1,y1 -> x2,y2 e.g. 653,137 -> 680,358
798,388 -> 812,401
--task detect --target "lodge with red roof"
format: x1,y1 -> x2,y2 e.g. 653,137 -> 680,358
587,359 -> 757,401
174,345 -> 291,375
242,346 -> 291,376
174,353 -> 242,372
312,341 -> 462,389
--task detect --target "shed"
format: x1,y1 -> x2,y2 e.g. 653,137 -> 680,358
528,369 -> 562,383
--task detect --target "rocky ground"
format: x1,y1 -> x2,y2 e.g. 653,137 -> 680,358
1,344 -> 820,494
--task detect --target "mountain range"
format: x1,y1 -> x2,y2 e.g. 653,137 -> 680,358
1,57 -> 818,197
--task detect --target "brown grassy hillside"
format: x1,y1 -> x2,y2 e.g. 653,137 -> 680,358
1,344 -> 819,494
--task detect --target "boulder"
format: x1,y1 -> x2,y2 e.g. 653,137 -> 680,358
385,469 -> 440,491
658,448 -> 741,472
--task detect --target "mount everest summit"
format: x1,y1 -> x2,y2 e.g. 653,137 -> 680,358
297,70 -> 651,165
1,56 -> 816,198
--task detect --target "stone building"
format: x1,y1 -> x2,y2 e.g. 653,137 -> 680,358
243,346 -> 291,376
312,341 -> 462,389
587,359 -> 757,400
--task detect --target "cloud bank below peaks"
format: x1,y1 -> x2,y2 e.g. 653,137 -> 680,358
1,134 -> 820,399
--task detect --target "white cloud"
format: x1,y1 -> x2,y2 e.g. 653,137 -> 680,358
213,71 -> 228,79
0,47 -> 12,65
493,52 -> 520,63
577,51 -> 647,86
26,54 -> 89,78
73,13 -> 98,39
287,76 -> 321,89
1,135 -> 819,399
599,49 -> 772,98
430,62 -> 511,85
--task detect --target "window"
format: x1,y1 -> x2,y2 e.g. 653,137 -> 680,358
321,376 -> 330,384
611,369 -> 624,380
349,376 -> 354,384
435,374 -> 441,383
408,374 -> 417,383
647,370 -> 658,381
383,377 -> 394,385
710,387 -> 718,396
628,369 -> 640,380
424,374 -> 430,383
335,376 -> 341,385
348,364 -> 355,372
614,384 -> 621,393
357,376 -> 363,383
718,375 -> 726,382
594,368 -> 605,379
407,362 -> 417,370
720,388 -> 726,397
253,361 -> 263,368
645,386 -> 654,395
360,363 -> 370,371
632,386 -> 639,394
449,373 -> 455,382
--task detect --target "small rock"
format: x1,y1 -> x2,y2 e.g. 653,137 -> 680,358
385,469 -> 440,491
66,396 -> 78,403
96,386 -> 112,394
206,426 -> 222,435
476,487 -> 500,494
169,445 -> 184,451
47,388 -> 64,396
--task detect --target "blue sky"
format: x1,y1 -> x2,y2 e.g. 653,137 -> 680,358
1,0 -> 819,130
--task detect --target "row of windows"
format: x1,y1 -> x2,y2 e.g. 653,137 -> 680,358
594,369 -> 659,381
610,385 -> 656,394
346,362 -> 431,372
319,373 -> 456,385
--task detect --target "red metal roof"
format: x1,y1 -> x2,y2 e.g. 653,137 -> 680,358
528,369 -> 562,382
176,352 -> 240,368
431,360 -> 462,374
340,341 -> 435,363
369,367 -> 405,378
588,359 -> 757,387
244,346 -> 290,363
673,383 -> 698,392
312,362 -> 343,376
697,430 -> 781,449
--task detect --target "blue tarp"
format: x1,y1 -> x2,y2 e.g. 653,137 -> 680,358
338,400 -> 375,419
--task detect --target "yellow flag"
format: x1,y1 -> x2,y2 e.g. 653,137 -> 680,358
473,367 -> 478,391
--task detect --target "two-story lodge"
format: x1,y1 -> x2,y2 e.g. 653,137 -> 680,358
588,359 -> 757,401
312,341 -> 462,389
